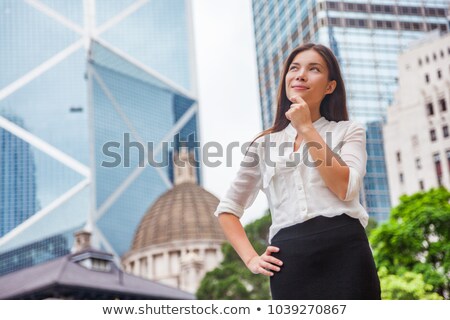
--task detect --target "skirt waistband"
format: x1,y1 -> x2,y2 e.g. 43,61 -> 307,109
271,214 -> 358,242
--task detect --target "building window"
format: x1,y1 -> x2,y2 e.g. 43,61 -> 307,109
346,19 -> 356,27
416,158 -> 422,169
443,125 -> 449,138
418,58 -> 422,66
328,2 -> 338,10
447,150 -> 450,180
396,151 -> 401,162
437,69 -> 442,79
433,153 -> 442,186
433,53 -> 437,61
384,5 -> 393,13
412,135 -> 419,147
426,102 -> 434,115
399,172 -> 404,184
427,8 -> 437,15
440,98 -> 447,112
426,56 -> 429,63
344,3 -> 355,11
372,4 -> 382,13
441,50 -> 444,58
425,74 -> 429,83
430,129 -> 437,142
401,22 -> 412,30
429,23 -> 439,31
329,17 -> 339,26
419,180 -> 424,190
356,4 -> 365,12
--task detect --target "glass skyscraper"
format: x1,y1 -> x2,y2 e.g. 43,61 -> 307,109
251,0 -> 449,221
0,114 -> 37,237
0,0 -> 199,275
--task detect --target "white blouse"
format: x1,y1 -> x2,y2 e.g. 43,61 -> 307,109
214,116 -> 369,243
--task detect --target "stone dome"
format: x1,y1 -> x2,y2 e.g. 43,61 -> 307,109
131,182 -> 226,250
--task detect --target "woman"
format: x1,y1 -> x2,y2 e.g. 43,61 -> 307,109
214,43 -> 381,300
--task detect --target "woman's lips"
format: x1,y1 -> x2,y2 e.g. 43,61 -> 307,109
291,85 -> 309,90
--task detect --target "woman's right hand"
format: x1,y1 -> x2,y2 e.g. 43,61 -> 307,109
246,246 -> 283,276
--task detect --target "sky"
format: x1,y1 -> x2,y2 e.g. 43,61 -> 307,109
191,0 -> 268,225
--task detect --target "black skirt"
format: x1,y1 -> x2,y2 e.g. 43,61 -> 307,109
269,214 -> 381,300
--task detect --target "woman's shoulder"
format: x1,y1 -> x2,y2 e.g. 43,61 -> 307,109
327,119 -> 365,132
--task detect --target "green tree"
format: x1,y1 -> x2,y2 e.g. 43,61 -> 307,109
196,212 -> 272,299
370,187 -> 450,299
378,267 -> 442,300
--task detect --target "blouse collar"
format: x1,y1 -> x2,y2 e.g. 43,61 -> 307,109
285,116 -> 328,138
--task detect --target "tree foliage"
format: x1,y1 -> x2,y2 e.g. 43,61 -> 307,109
378,267 -> 442,300
196,213 -> 272,299
370,187 -> 450,299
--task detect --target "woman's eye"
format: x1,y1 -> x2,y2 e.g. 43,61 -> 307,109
289,66 -> 297,71
311,67 -> 319,71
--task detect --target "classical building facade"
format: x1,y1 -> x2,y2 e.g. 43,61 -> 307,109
383,31 -> 450,206
122,149 -> 226,294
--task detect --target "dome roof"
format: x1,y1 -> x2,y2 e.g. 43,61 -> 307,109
131,182 -> 226,250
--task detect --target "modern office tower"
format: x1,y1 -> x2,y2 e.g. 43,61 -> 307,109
384,31 -> 450,206
0,0 -> 199,275
0,114 -> 37,237
251,0 -> 449,221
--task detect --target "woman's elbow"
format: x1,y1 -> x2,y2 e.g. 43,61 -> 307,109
339,169 -> 362,201
337,183 -> 351,201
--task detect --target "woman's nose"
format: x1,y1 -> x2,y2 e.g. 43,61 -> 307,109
295,69 -> 306,81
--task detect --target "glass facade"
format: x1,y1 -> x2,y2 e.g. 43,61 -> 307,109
251,0 -> 449,222
0,0 -> 198,275
0,114 -> 37,237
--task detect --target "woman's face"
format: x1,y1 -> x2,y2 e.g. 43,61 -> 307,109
285,49 -> 336,107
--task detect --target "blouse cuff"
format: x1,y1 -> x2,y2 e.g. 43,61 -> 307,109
343,166 -> 361,201
213,198 -> 245,218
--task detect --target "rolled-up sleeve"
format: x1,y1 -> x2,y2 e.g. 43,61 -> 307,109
213,140 -> 262,218
339,122 -> 367,202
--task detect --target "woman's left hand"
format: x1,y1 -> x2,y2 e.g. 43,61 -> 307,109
285,95 -> 313,133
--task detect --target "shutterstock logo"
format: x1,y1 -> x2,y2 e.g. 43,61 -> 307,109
101,133 -> 346,168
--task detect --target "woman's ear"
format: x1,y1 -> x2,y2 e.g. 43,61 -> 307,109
325,80 -> 337,95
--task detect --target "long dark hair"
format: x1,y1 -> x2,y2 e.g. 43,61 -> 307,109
253,43 -> 348,142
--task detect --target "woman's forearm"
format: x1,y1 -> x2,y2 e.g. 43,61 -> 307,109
218,213 -> 259,266
300,126 -> 350,200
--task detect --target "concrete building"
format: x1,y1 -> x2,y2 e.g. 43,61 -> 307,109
384,31 -> 450,206
122,148 -> 226,294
